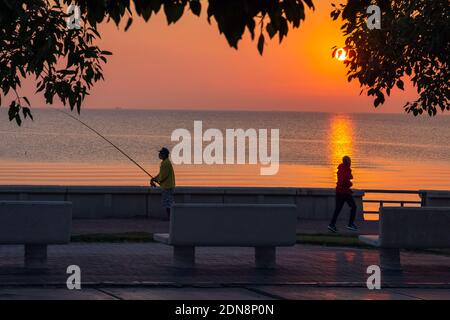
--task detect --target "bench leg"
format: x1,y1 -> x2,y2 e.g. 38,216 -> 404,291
25,244 -> 47,269
380,248 -> 401,271
255,247 -> 276,269
173,246 -> 195,268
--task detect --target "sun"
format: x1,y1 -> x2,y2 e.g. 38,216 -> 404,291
334,48 -> 347,61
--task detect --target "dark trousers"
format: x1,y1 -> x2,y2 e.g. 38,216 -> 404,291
330,193 -> 357,226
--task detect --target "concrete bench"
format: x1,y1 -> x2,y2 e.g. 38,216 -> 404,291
0,201 -> 72,268
359,207 -> 450,270
153,203 -> 297,268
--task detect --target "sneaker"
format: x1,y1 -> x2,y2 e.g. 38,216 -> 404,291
346,223 -> 358,231
328,225 -> 337,233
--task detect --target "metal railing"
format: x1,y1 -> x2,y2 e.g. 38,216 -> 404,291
362,189 -> 422,215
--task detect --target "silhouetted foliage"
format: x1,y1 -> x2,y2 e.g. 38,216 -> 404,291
332,0 -> 449,116
0,0 -> 109,125
0,0 -> 314,125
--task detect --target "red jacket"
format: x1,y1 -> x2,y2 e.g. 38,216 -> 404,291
336,163 -> 353,194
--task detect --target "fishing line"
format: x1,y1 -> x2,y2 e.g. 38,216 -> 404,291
56,109 -> 155,179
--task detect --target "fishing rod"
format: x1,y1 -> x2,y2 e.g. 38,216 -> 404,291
56,109 -> 156,180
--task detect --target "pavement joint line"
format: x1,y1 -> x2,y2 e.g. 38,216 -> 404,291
243,287 -> 286,300
1,282 -> 450,289
95,288 -> 123,300
387,289 -> 425,301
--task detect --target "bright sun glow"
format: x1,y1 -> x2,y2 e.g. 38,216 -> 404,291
334,48 -> 347,61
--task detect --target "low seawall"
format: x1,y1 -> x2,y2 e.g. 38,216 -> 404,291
419,190 -> 450,207
0,186 -> 366,221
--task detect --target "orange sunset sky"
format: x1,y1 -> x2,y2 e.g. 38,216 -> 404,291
25,0 -> 417,113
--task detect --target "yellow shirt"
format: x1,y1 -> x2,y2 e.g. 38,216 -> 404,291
156,158 -> 175,189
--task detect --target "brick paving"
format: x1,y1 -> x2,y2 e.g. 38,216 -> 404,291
0,243 -> 449,287
1,285 -> 450,300
2,286 -> 449,300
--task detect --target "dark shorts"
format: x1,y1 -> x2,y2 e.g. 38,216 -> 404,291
161,188 -> 175,209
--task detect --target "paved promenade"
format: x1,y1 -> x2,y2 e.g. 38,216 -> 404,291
0,218 -> 447,300
71,218 -> 379,236
0,242 -> 449,300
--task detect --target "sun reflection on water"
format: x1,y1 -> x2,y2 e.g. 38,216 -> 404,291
328,114 -> 355,169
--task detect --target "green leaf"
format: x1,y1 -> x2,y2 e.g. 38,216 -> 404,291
15,115 -> 22,126
88,27 -> 101,38
22,107 -> 33,120
303,0 -> 314,9
23,96 -> 31,106
164,2 -> 185,24
8,101 -> 17,121
258,34 -> 265,55
278,17 -> 288,43
76,96 -> 82,113
189,0 -> 201,16
405,67 -> 412,76
266,23 -> 277,39
124,18 -> 133,31
374,97 -> 381,107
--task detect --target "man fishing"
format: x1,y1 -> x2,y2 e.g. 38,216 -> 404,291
328,155 -> 358,233
151,147 -> 176,220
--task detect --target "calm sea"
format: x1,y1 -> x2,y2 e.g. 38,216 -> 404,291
0,108 -> 449,191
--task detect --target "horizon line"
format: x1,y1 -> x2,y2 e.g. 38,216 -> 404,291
25,106 -> 441,116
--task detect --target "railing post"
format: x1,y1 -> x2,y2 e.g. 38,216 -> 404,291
363,189 -> 420,216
